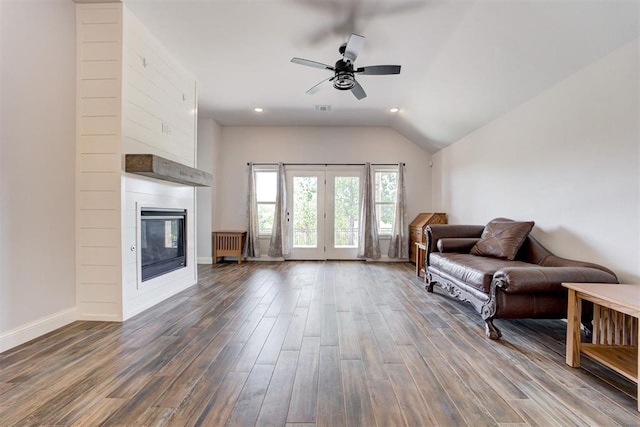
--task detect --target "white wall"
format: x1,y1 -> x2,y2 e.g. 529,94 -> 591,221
218,126 -> 433,257
0,0 -> 77,351
432,39 -> 640,283
196,118 -> 222,263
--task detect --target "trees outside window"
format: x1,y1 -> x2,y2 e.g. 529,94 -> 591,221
292,176 -> 318,247
374,170 -> 398,235
333,176 -> 359,247
255,167 -> 397,240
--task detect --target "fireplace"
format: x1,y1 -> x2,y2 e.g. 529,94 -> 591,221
140,208 -> 187,281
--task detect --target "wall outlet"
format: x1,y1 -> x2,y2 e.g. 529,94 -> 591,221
161,122 -> 171,135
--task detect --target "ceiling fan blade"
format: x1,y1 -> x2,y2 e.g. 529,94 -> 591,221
356,65 -> 401,75
291,57 -> 334,71
343,33 -> 365,63
306,77 -> 333,95
351,80 -> 367,100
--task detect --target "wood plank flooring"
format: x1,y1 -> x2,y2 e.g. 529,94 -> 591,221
1,261 -> 640,426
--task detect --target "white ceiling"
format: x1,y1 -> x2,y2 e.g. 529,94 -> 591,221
123,0 -> 639,152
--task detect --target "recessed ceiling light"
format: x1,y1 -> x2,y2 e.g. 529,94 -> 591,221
389,108 -> 400,113
253,107 -> 264,113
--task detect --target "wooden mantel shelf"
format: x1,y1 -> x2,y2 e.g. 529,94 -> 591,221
125,154 -> 212,187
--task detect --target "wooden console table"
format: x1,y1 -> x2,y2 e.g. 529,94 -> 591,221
564,282 -> 640,410
212,231 -> 247,264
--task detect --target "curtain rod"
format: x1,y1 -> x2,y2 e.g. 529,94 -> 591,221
247,162 -> 405,166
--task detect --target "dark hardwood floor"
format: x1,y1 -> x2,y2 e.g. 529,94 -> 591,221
1,261 -> 639,426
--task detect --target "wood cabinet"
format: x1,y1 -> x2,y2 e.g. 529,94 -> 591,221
410,213 -> 447,264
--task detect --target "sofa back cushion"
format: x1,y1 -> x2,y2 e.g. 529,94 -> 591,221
471,218 -> 534,261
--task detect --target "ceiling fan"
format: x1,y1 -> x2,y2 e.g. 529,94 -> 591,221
291,33 -> 401,100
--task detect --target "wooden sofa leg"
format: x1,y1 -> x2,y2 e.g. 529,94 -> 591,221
485,319 -> 502,340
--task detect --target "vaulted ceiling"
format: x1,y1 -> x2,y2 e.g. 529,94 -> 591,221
124,0 -> 639,152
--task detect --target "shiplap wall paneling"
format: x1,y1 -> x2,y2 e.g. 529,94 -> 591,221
120,7 -> 198,319
76,3 -> 124,321
122,8 -> 197,168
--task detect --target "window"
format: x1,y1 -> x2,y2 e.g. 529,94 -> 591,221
373,169 -> 398,236
255,170 -> 277,236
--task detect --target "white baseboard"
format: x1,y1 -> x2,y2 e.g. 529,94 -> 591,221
0,307 -> 77,353
198,257 -> 213,264
368,255 -> 410,263
248,255 -> 285,262
243,256 -> 407,262
76,313 -> 121,322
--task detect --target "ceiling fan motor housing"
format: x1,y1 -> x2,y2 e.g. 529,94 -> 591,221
334,59 -> 355,90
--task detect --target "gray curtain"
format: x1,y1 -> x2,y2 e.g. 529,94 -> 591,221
357,163 -> 381,259
388,163 -> 408,259
244,163 -> 260,258
268,163 -> 290,257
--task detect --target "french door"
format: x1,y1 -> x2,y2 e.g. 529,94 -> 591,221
286,169 -> 326,260
286,167 -> 361,260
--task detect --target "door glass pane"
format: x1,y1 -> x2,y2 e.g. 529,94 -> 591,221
293,176 -> 317,247
334,176 -> 359,248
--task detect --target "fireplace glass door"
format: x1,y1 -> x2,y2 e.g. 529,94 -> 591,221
140,209 -> 186,281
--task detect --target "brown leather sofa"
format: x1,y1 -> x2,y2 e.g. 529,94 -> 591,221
424,219 -> 618,339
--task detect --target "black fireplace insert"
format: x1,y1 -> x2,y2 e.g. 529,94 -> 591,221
140,208 -> 186,281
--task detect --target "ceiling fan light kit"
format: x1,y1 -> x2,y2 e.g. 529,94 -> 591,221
291,33 -> 401,100
334,71 -> 355,90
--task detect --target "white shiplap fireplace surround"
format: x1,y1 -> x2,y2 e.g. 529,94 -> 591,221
76,2 -> 201,321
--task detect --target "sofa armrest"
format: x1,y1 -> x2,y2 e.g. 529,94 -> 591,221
493,267 -> 618,294
426,224 -> 484,251
540,254 -> 618,278
437,238 -> 480,253
425,224 -> 484,267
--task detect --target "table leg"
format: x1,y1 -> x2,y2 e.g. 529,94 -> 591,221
565,289 -> 582,367
415,243 -> 425,278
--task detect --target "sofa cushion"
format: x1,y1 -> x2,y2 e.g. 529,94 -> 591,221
471,219 -> 534,260
430,253 -> 534,292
